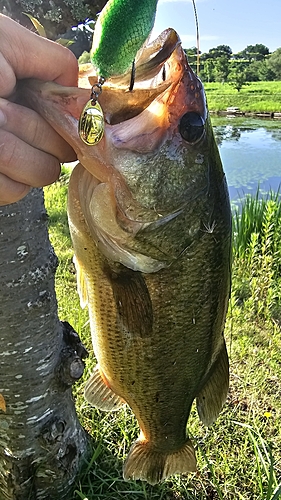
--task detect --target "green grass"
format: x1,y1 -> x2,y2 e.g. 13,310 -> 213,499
44,166 -> 281,499
204,81 -> 281,113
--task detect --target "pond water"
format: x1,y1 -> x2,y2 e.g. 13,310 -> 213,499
211,117 -> 281,201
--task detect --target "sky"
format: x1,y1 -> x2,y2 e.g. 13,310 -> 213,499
152,0 -> 281,55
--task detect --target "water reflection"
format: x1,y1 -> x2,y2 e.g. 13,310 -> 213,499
211,117 -> 281,200
214,126 -> 241,146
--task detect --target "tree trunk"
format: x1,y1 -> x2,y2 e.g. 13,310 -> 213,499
0,188 -> 90,499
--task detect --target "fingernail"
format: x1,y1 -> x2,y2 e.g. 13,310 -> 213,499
0,109 -> 7,126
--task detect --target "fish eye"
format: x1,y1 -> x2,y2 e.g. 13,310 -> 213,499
179,112 -> 205,144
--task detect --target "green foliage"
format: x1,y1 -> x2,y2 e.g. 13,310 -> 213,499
0,0 -> 107,40
213,55 -> 230,83
200,58 -> 215,83
184,47 -> 198,73
78,51 -> 91,64
22,12 -> 47,37
204,44 -> 232,59
245,60 -> 275,82
233,421 -> 280,500
238,44 -> 270,62
190,42 -> 277,84
44,174 -> 281,499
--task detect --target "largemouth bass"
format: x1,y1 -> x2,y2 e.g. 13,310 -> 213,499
22,28 -> 231,485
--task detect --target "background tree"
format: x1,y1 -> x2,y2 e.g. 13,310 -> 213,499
213,55 -> 230,83
0,0 -> 107,39
207,44 -> 232,60
198,42 -> 277,84
199,45 -> 232,82
245,59 -> 275,81
239,43 -> 269,62
267,48 -> 281,79
184,46 -> 198,73
228,62 -> 247,91
200,57 -> 216,82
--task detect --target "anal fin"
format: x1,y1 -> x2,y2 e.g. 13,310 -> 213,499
84,365 -> 125,411
196,340 -> 229,426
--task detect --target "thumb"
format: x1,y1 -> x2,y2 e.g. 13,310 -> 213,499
0,15 -> 78,96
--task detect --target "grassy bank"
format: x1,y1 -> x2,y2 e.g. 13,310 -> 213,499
44,168 -> 281,499
204,81 -> 281,113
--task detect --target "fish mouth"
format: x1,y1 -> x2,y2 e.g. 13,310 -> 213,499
83,28 -> 186,125
18,27 -> 205,161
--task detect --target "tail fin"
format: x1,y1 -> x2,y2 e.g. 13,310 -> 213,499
123,437 -> 196,485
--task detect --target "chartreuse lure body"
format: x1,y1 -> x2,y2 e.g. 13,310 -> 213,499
79,0 -> 159,145
91,0 -> 158,78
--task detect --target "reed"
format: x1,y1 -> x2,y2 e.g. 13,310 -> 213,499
232,188 -> 281,320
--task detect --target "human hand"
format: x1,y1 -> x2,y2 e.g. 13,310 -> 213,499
0,14 -> 79,205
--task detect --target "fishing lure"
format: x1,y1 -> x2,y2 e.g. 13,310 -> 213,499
79,0 -> 159,145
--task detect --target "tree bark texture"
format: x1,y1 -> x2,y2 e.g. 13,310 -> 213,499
0,188 -> 89,500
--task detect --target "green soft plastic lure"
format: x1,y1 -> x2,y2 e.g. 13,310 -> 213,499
79,0 -> 159,145
91,0 -> 158,78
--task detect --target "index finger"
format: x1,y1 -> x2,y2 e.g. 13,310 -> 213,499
0,14 -> 78,96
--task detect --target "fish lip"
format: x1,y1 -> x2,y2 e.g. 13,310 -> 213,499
118,28 -> 182,86
17,79 -> 90,124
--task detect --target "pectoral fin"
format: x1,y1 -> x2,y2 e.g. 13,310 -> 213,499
84,365 -> 125,411
196,340 -> 229,426
73,255 -> 88,309
105,264 -> 153,339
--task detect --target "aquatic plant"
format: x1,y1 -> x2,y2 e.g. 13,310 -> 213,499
232,188 -> 281,320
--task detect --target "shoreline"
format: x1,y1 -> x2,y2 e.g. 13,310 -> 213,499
209,110 -> 281,120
